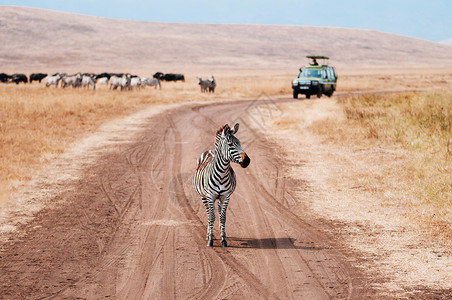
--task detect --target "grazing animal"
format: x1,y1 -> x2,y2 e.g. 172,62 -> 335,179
208,76 -> 216,93
130,77 -> 142,89
154,72 -> 185,82
164,73 -> 185,82
82,75 -> 96,90
198,76 -> 216,93
0,73 -> 11,83
141,77 -> 161,89
153,72 -> 164,80
110,74 -> 131,90
45,73 -> 63,87
109,75 -> 121,90
197,77 -> 211,93
95,72 -> 112,80
120,74 -> 131,90
11,74 -> 28,84
61,73 -> 82,88
29,73 -> 47,83
193,123 -> 250,247
96,77 -> 109,85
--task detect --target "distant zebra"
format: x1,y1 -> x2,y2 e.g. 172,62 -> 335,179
197,77 -> 210,93
208,75 -> 216,93
193,123 -> 250,247
197,76 -> 216,93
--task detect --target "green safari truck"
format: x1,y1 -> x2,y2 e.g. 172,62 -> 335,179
292,56 -> 337,99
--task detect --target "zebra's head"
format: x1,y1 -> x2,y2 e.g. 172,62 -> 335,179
216,123 -> 250,168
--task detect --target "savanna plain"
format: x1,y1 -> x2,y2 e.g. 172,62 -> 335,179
1,67 -> 451,298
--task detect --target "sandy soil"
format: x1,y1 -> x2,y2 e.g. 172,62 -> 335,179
0,96 -> 449,299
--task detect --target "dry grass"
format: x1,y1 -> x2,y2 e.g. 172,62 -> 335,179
310,90 -> 452,243
337,68 -> 452,92
265,89 -> 452,292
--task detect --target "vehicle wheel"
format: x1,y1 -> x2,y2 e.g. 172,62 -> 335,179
306,94 -> 311,99
293,91 -> 298,99
327,90 -> 334,97
317,87 -> 322,98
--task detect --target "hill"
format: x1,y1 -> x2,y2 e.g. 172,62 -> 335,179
1,6 -> 452,73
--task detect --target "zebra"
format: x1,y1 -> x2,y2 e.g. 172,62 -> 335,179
193,123 -> 250,247
197,77 -> 210,93
208,75 -> 216,93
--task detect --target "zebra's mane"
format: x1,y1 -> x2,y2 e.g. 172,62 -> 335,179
216,124 -> 230,137
215,125 -> 231,148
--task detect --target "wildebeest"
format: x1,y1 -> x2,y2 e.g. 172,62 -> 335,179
82,75 -> 96,90
45,73 -> 63,87
0,73 -> 11,83
95,72 -> 112,80
142,77 -> 161,89
154,72 -> 185,82
61,73 -> 82,88
153,72 -> 164,80
29,73 -> 47,83
11,74 -> 28,84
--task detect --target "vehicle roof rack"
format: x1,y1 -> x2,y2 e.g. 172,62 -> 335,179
306,55 -> 329,60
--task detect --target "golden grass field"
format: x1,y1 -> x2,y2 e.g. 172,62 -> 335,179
328,92 -> 450,238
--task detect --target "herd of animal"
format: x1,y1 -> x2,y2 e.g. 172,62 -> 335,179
0,72 -> 217,93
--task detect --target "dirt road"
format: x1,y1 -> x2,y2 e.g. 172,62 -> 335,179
0,99 -> 369,299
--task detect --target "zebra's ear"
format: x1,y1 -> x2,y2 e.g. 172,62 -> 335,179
222,124 -> 230,136
231,123 -> 239,135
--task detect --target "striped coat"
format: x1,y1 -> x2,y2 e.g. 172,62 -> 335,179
193,123 -> 250,247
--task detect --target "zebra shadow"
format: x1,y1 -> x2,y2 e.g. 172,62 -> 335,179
227,237 -> 329,250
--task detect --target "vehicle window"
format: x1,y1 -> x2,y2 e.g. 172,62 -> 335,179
330,67 -> 336,79
300,69 -> 322,78
327,68 -> 332,79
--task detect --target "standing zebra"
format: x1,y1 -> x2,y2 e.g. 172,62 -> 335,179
193,123 -> 250,247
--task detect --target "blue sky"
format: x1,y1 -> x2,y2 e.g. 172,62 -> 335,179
1,0 -> 451,42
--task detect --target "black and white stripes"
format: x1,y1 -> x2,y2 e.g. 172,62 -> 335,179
193,123 -> 250,247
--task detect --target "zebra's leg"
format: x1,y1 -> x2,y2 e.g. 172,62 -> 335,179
218,195 -> 230,247
206,195 -> 216,247
202,197 -> 211,240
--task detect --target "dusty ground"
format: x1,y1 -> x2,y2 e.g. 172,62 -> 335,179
0,96 -> 449,299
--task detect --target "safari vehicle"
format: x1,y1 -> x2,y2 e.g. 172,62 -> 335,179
292,56 -> 337,99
